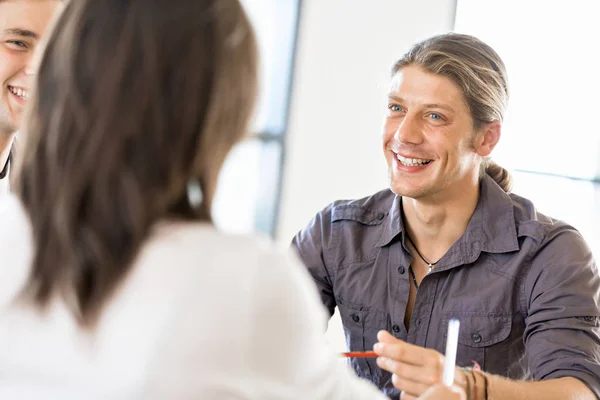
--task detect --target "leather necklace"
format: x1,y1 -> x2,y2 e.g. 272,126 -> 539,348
406,233 -> 442,290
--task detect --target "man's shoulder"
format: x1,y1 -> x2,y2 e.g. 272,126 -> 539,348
507,191 -> 579,244
295,189 -> 394,267
294,189 -> 395,255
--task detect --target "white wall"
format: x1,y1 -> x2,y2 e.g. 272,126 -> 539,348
277,0 -> 456,244
276,0 -> 457,350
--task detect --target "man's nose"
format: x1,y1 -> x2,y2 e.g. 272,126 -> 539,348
24,60 -> 36,76
24,50 -> 40,76
394,113 -> 423,144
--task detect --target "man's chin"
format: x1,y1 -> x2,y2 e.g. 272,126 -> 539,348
1,104 -> 21,130
0,118 -> 19,136
390,184 -> 420,199
9,111 -> 23,130
389,181 -> 435,200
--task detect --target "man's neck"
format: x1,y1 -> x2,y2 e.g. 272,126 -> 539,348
0,131 -> 17,175
402,176 -> 480,262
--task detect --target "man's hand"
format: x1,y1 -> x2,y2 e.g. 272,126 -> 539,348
419,384 -> 465,400
373,331 -> 465,399
374,330 -> 597,400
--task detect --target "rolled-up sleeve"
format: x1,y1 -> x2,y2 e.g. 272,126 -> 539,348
291,206 -> 336,317
524,226 -> 600,397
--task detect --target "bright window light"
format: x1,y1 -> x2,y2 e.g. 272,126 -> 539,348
455,0 -> 600,180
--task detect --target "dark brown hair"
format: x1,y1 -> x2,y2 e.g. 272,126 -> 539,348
392,33 -> 512,192
14,0 -> 258,326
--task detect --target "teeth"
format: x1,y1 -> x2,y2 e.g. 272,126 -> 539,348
397,154 -> 432,166
8,86 -> 28,100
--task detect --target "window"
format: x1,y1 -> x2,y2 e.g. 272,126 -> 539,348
455,1 -> 600,256
455,0 -> 600,181
212,0 -> 301,236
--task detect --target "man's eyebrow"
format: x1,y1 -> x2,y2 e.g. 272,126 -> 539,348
423,103 -> 455,113
2,28 -> 39,40
387,95 -> 456,113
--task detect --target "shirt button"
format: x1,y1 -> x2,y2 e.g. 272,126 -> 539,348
352,314 -> 360,323
392,324 -> 401,333
471,333 -> 482,343
398,266 -> 405,274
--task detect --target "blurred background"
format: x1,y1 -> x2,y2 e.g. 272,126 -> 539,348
212,0 -> 600,350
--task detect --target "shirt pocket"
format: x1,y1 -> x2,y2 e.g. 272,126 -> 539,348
444,312 -> 512,374
337,300 -> 388,382
331,206 -> 385,267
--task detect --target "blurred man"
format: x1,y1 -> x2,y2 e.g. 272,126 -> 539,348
0,0 -> 61,194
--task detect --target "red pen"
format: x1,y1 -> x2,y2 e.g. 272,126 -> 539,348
341,351 -> 378,358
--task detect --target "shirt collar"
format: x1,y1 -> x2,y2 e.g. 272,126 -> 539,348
0,151 -> 10,180
476,174 -> 519,253
376,174 -> 519,254
376,193 -> 403,247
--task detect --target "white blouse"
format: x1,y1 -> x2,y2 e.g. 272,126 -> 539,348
0,195 -> 387,399
0,178 -> 8,196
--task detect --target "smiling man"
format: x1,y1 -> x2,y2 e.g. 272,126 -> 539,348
0,0 -> 61,195
293,33 -> 600,400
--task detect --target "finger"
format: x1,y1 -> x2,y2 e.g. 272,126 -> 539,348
390,373 -> 432,397
377,356 -> 441,385
419,384 -> 466,400
450,385 -> 467,400
374,337 -> 445,369
377,330 -> 400,343
399,391 -> 418,400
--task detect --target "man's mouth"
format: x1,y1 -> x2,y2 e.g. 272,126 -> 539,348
396,154 -> 433,167
8,85 -> 29,100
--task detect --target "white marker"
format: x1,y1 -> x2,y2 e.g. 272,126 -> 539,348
442,319 -> 460,387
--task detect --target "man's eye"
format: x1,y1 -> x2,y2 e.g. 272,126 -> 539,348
388,104 -> 403,112
7,40 -> 28,49
428,113 -> 442,120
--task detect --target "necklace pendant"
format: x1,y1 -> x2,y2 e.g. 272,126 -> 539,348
427,265 -> 433,274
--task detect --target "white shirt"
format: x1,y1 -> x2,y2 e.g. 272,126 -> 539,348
0,177 -> 8,196
0,195 -> 387,400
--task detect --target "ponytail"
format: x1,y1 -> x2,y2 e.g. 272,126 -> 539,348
483,158 -> 512,193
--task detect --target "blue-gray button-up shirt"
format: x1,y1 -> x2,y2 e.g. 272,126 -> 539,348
293,175 -> 600,399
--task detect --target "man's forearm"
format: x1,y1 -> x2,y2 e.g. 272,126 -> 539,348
485,375 -> 595,400
373,338 -> 598,400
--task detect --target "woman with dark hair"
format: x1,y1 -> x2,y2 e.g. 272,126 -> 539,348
0,0 -> 463,398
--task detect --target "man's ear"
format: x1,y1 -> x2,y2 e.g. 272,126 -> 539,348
475,121 -> 501,157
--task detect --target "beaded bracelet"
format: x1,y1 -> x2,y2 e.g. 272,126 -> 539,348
460,366 -> 488,400
472,369 -> 489,400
